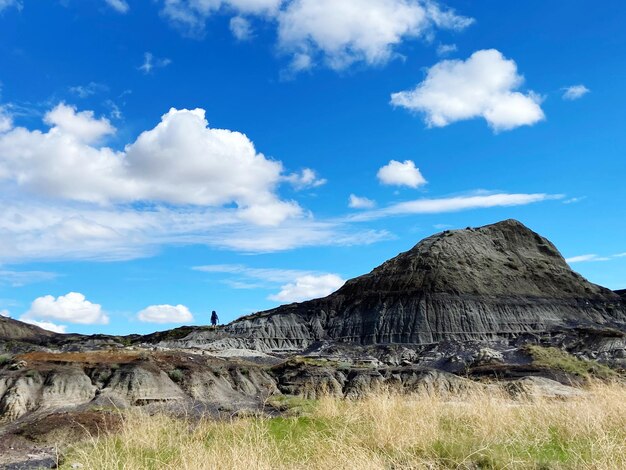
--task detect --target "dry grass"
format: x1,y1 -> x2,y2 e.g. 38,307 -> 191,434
60,382 -> 626,469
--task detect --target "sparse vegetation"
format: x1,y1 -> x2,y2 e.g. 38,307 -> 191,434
23,369 -> 39,379
60,383 -> 626,469
0,354 -> 11,366
525,345 -> 618,380
265,395 -> 318,415
116,336 -> 133,347
167,368 -> 184,383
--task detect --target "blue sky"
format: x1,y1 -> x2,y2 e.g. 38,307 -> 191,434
0,0 -> 624,335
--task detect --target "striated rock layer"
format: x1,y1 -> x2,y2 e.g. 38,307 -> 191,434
221,220 -> 626,350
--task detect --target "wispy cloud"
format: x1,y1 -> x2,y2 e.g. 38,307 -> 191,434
139,52 -> 172,74
69,82 -> 108,98
565,254 -> 611,264
562,85 -> 590,101
563,196 -> 586,204
0,0 -> 21,13
349,194 -> 376,209
194,264 -> 321,284
230,16 -> 253,41
566,252 -> 626,264
436,43 -> 457,56
348,193 -> 562,222
0,269 -> 58,287
104,0 -> 129,14
0,201 -> 393,262
284,168 -> 327,190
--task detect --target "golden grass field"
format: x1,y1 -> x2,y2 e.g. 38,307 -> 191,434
60,382 -> 626,470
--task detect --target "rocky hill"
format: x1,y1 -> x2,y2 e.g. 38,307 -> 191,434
210,220 -> 625,351
0,316 -> 56,343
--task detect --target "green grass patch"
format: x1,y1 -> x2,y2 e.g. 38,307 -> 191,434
0,354 -> 11,366
167,368 -> 184,383
265,415 -> 334,442
525,345 -> 618,380
266,395 -> 318,414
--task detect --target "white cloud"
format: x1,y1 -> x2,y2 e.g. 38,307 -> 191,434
0,105 -> 303,226
0,107 -> 12,133
565,252 -> 626,264
159,1 -> 472,70
209,225 -> 392,252
424,2 -> 473,30
377,160 -> 427,188
104,0 -> 129,13
0,309 -> 9,317
277,0 -> 473,71
563,197 -> 585,204
284,168 -> 327,190
105,100 -> 123,120
349,193 -> 561,221
0,200 -> 392,262
289,52 -> 313,73
162,0 -> 283,36
565,254 -> 611,264
230,16 -> 253,40
348,194 -> 376,209
436,43 -> 457,56
137,304 -> 194,323
195,264 -> 317,283
20,319 -> 67,334
43,103 -> 115,144
0,0 -> 21,12
139,52 -> 172,74
391,49 -> 545,131
268,274 -> 345,303
22,292 -> 109,325
562,85 -> 590,101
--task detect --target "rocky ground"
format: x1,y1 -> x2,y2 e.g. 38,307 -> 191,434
0,333 -> 623,468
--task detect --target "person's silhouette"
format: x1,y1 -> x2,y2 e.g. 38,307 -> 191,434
210,310 -> 219,327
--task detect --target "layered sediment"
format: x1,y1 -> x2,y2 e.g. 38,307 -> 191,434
215,220 -> 626,350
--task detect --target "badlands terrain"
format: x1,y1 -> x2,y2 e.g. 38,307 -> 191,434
0,220 -> 624,469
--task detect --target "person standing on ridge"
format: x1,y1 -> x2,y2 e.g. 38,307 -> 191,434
210,310 -> 219,327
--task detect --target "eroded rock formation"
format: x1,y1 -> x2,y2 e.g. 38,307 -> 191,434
185,220 -> 626,351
